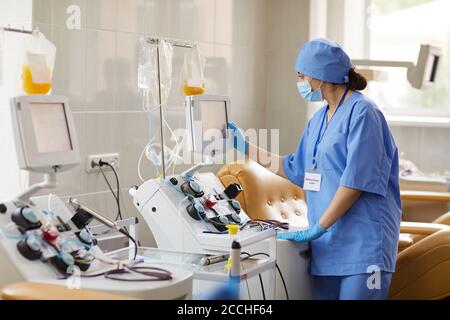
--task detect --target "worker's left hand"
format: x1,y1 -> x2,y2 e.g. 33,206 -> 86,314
277,223 -> 327,243
227,122 -> 249,155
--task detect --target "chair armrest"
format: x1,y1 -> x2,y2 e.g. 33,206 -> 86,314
433,212 -> 450,226
400,221 -> 449,235
398,234 -> 414,249
400,190 -> 450,202
1,282 -> 136,300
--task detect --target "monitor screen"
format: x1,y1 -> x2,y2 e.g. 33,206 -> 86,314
425,55 -> 439,83
30,102 -> 73,153
200,100 -> 228,139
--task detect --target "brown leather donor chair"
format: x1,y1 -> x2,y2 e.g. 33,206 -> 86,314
217,160 -> 450,300
218,160 -> 309,228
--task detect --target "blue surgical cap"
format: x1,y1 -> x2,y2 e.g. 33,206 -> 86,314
295,38 -> 351,84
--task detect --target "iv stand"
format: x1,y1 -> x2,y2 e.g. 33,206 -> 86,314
155,41 -> 166,178
2,26 -> 38,35
145,37 -> 196,179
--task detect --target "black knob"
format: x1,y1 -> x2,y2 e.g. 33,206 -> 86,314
50,252 -> 75,274
218,215 -> 229,225
169,177 -> 178,185
0,203 -> 7,214
208,217 -> 228,232
181,180 -> 204,198
12,207 -> 42,232
230,213 -> 241,224
223,183 -> 243,199
17,236 -> 42,260
186,202 -> 206,221
72,250 -> 91,272
77,229 -> 94,245
229,199 -> 241,213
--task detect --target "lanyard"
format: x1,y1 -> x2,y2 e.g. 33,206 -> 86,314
312,86 -> 350,169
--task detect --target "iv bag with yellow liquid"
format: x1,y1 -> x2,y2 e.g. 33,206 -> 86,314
181,46 -> 205,96
182,81 -> 205,96
22,63 -> 52,94
20,32 -> 56,95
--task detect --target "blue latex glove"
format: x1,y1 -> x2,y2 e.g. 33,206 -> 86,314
277,223 -> 327,243
227,122 -> 249,155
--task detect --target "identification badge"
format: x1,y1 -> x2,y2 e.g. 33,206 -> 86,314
304,172 -> 322,192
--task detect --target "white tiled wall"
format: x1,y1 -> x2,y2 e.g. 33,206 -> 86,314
266,0 -> 310,154
28,0 -> 311,246
0,0 -> 33,198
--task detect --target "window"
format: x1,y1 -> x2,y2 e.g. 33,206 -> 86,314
366,0 -> 450,117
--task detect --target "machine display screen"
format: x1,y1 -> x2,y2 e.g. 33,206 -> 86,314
200,100 -> 228,139
425,55 -> 440,83
30,103 -> 73,153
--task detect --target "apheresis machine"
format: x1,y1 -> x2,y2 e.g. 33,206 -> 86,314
0,95 -> 193,299
130,95 -> 314,299
0,93 -> 314,300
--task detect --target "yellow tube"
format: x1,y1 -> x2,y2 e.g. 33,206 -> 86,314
226,224 -> 240,236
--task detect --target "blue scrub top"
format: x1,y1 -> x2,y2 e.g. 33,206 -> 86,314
283,91 -> 402,276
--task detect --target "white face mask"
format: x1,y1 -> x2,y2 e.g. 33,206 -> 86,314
297,80 -> 324,102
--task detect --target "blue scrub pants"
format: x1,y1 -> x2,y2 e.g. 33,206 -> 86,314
313,272 -> 392,300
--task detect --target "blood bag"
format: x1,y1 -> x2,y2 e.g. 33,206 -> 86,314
21,32 -> 56,95
181,46 -> 205,96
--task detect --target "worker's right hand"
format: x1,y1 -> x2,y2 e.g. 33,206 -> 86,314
228,122 -> 249,155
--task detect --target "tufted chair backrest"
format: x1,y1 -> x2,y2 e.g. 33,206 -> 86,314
217,160 -> 309,228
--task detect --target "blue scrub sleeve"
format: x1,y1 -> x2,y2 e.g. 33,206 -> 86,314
282,122 -> 310,188
339,105 -> 394,197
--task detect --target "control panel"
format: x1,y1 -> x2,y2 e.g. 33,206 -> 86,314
169,176 -> 244,232
0,194 -> 195,299
131,172 -> 252,253
170,174 -> 244,232
0,195 -> 98,279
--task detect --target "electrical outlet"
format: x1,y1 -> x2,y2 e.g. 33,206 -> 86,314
86,153 -> 120,173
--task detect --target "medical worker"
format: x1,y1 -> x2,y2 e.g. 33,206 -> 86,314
228,38 -> 402,300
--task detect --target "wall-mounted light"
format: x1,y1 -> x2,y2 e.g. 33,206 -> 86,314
352,44 -> 442,90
